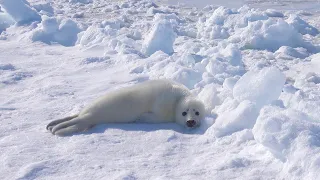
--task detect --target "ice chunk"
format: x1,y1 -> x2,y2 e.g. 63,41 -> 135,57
196,7 -> 232,39
282,84 -> 298,94
168,67 -> 202,89
210,25 -> 229,39
101,19 -> 124,30
219,76 -> 240,101
288,72 -> 320,122
233,67 -> 286,109
0,0 -> 41,24
0,12 -> 14,32
235,18 -> 315,52
54,19 -> 82,46
223,77 -> 238,91
286,15 -> 319,36
198,84 -> 220,111
31,16 -> 81,46
220,44 -> 242,66
206,7 -> 233,26
142,19 -> 176,56
265,9 -> 284,18
209,100 -> 259,137
304,72 -> 320,84
205,59 -> 227,76
216,98 -> 239,115
76,25 -> 115,47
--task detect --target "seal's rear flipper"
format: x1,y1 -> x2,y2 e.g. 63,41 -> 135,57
46,114 -> 79,130
51,114 -> 93,136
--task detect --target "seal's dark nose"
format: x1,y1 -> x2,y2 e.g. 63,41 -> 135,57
186,120 -> 196,127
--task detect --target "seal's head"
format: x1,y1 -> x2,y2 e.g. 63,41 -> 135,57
175,97 -> 205,128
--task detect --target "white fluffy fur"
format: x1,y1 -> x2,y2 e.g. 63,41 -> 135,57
46,79 -> 205,136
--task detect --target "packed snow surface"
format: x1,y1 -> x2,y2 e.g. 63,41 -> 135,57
1,0 -> 320,179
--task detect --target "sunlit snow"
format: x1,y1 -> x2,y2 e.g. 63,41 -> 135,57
1,0 -> 320,179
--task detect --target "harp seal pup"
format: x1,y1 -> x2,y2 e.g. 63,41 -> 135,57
46,79 -> 206,136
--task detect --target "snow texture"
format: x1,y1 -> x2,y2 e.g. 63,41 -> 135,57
253,106 -> 320,179
1,0 -> 320,179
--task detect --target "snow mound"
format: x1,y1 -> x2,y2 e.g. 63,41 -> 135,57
102,18 -> 126,30
197,7 -> 317,53
286,15 -> 319,36
2,1 -> 320,179
209,100 -> 259,137
285,72 -> 320,122
79,26 -> 120,47
196,7 -> 232,39
77,25 -> 113,47
252,106 -> 320,179
274,46 -> 309,59
142,18 -> 176,56
0,12 -> 14,32
237,18 -> 315,52
31,16 -> 81,46
76,17 -> 131,49
264,9 -> 284,17
169,67 -> 202,89
0,0 -> 41,25
203,44 -> 244,79
220,44 -> 243,66
233,67 -> 286,109
152,63 -> 202,89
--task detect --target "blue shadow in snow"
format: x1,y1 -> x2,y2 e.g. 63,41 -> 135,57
79,121 -> 213,136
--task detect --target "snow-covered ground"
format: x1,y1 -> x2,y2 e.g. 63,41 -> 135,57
1,0 -> 320,179
159,0 -> 320,10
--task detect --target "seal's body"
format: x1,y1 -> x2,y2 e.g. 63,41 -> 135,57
47,79 -> 205,136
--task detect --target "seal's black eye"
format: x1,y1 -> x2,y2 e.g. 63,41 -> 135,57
182,112 -> 187,116
195,111 -> 200,116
